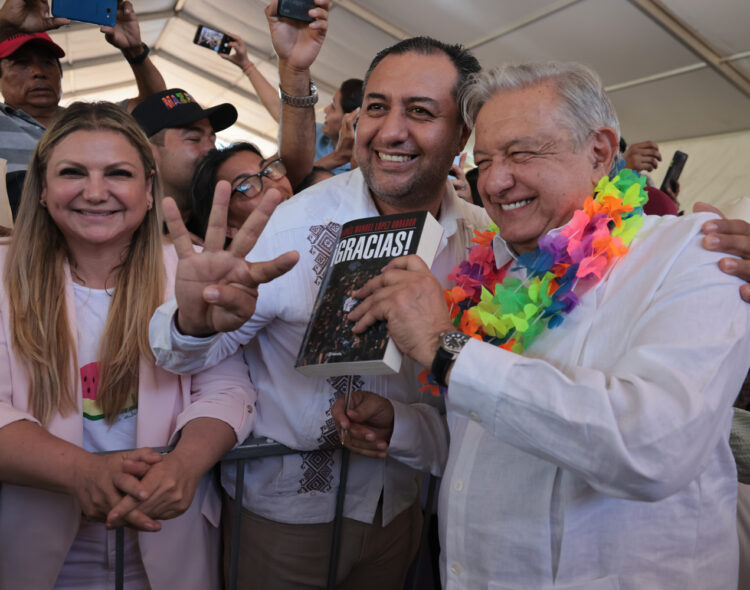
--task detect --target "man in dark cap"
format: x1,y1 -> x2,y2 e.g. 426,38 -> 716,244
132,88 -> 238,221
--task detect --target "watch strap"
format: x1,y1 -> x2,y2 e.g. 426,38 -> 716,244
124,43 -> 150,65
431,331 -> 471,388
431,345 -> 455,388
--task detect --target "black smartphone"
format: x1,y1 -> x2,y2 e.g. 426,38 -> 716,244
277,0 -> 316,23
193,25 -> 232,55
659,150 -> 688,193
51,0 -> 117,26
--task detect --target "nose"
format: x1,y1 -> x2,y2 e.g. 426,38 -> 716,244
82,172 -> 107,202
377,109 -> 408,145
29,59 -> 47,78
480,159 -> 514,198
199,134 -> 216,156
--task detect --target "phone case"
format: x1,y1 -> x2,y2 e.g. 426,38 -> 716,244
277,0 -> 315,23
659,151 -> 688,192
51,0 -> 117,27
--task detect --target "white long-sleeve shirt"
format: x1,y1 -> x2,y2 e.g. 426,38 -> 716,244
440,212 -> 750,590
150,169 -> 490,526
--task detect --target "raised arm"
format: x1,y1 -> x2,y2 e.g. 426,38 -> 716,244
101,1 -> 166,112
221,34 -> 280,122
267,0 -> 330,188
0,0 -> 69,38
164,181 -> 298,337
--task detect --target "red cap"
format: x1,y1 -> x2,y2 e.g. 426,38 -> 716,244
0,32 -> 65,59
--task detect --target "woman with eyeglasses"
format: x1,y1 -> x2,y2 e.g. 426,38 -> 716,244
189,143 -> 293,242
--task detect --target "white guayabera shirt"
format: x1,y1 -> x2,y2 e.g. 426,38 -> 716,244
441,212 -> 750,590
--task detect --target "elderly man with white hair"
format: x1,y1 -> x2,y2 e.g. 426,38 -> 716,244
341,62 -> 750,590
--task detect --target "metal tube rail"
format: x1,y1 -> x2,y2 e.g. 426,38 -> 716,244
107,436 -> 436,589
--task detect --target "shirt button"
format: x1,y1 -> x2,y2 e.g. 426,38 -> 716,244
469,411 -> 481,423
453,480 -> 464,492
246,405 -> 253,414
451,562 -> 463,575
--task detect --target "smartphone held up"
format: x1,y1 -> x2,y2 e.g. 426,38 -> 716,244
660,150 -> 688,193
277,0 -> 317,23
51,0 -> 117,27
193,25 -> 233,55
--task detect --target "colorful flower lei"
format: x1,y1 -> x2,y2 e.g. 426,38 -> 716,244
445,169 -> 649,354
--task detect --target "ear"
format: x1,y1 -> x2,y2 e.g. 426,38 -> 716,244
145,169 -> 155,210
588,126 -> 619,182
457,123 -> 472,154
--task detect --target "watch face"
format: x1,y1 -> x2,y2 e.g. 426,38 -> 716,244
442,331 -> 471,354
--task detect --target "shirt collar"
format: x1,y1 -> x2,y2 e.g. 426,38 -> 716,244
0,102 -> 47,128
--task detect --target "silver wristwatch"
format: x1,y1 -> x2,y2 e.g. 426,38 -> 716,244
279,81 -> 319,107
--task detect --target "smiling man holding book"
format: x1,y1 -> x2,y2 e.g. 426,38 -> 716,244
149,35 -> 489,589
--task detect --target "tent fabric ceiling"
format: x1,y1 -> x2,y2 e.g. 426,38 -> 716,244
35,0 -> 750,156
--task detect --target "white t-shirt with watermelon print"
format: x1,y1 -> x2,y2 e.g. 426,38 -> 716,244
73,284 -> 137,454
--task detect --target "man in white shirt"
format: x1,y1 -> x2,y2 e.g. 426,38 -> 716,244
149,36 -> 488,589
341,62 -> 750,590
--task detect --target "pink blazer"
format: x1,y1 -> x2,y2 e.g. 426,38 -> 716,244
0,244 -> 256,590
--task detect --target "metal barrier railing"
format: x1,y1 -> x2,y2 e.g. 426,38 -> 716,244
110,436 -> 437,590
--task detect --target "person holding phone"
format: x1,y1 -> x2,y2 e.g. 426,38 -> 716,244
219,33 -> 282,121
0,0 -> 166,174
222,34 -> 362,179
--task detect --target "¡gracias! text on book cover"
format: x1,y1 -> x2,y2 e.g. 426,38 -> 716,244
295,211 -> 443,378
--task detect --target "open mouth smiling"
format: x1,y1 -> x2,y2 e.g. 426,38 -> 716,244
377,151 -> 416,163
500,197 -> 534,211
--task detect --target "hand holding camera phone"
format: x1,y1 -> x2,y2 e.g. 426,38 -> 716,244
660,150 -> 688,193
277,0 -> 317,23
193,24 -> 233,55
51,0 -> 117,27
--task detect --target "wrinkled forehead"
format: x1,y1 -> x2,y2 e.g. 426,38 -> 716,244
474,83 -> 570,144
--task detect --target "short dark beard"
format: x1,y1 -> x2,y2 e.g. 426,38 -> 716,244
359,136 -> 461,213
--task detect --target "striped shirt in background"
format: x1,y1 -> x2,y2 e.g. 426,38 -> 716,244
0,103 -> 46,173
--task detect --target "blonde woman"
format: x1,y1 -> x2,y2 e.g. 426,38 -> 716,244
0,102 -> 256,589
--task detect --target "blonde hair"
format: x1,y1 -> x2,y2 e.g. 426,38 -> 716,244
4,102 -> 165,426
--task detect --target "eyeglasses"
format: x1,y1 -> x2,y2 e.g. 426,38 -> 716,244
231,159 -> 287,199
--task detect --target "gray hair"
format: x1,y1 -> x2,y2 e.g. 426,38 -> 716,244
459,62 -> 620,149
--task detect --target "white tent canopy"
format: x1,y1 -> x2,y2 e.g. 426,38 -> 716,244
8,0 -> 750,208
